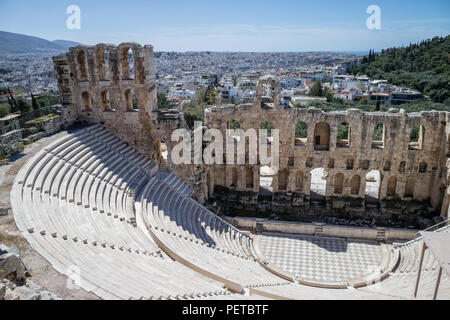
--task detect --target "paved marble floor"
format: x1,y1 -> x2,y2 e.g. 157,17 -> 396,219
259,233 -> 382,282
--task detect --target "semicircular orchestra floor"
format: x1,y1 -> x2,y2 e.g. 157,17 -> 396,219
258,233 -> 383,283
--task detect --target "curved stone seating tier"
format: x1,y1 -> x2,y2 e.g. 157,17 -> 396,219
139,175 -> 290,289
358,225 -> 450,299
14,123 -> 446,299
11,125 -> 230,300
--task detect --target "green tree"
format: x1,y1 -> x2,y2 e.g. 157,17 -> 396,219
157,92 -> 176,110
309,81 -> 324,97
17,98 -> 31,114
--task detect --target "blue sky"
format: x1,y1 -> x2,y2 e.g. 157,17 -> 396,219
0,0 -> 449,51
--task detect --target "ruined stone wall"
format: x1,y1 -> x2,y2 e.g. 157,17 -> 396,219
53,47 -> 450,218
204,75 -> 450,217
53,43 -> 199,193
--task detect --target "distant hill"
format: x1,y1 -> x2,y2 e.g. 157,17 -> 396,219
350,35 -> 450,103
51,40 -> 82,50
0,31 -> 82,54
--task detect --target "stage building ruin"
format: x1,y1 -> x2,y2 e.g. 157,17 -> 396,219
53,43 -> 450,225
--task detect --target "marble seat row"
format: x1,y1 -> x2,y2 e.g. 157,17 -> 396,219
359,225 -> 450,299
12,125 -> 235,300
139,175 -> 290,289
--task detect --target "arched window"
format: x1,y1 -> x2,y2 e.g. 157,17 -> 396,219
351,175 -> 361,195
296,171 -> 303,191
231,167 -> 238,187
120,47 -> 134,80
259,166 -> 274,195
310,168 -> 326,196
295,121 -> 308,146
365,170 -> 381,199
409,125 -> 425,150
419,162 -> 427,173
101,90 -> 111,111
314,122 -> 330,151
387,176 -> 397,196
372,123 -> 385,149
124,89 -> 138,111
109,91 -> 116,110
76,49 -> 89,81
334,173 -> 344,194
81,92 -> 92,111
337,123 -> 350,148
246,167 -> 254,189
405,176 -> 415,197
278,169 -> 288,191
261,83 -> 275,107
95,46 -> 109,80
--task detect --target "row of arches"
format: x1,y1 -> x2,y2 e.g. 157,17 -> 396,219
226,119 -> 425,151
328,171 -> 415,199
76,46 -> 135,82
222,166 -> 417,199
80,89 -> 138,112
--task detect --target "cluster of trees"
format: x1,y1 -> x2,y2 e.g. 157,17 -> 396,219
309,80 -> 334,102
157,93 -> 176,110
0,87 -> 59,118
350,36 -> 450,104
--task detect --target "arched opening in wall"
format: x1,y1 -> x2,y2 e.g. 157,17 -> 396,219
261,83 -> 275,107
365,170 -> 381,202
231,167 -> 238,188
404,176 -> 415,198
351,175 -> 361,195
101,90 -> 111,111
246,167 -> 254,189
278,169 -> 288,191
109,91 -> 116,111
261,120 -> 274,143
76,49 -> 89,81
387,176 -> 397,197
95,47 -> 109,80
419,162 -> 427,173
337,123 -> 350,148
295,121 -> 308,146
310,168 -> 326,199
372,123 -> 385,149
334,173 -> 344,194
159,138 -> 168,160
124,89 -> 138,111
399,161 -> 406,173
314,122 -> 330,151
81,92 -> 93,112
259,166 -> 273,195
214,166 -> 225,188
409,125 -> 425,150
120,47 -> 134,80
296,171 -> 303,191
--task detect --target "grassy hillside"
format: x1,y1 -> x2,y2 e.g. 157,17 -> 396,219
350,35 -> 450,104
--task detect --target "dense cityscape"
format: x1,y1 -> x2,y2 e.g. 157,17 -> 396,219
0,49 -> 430,112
